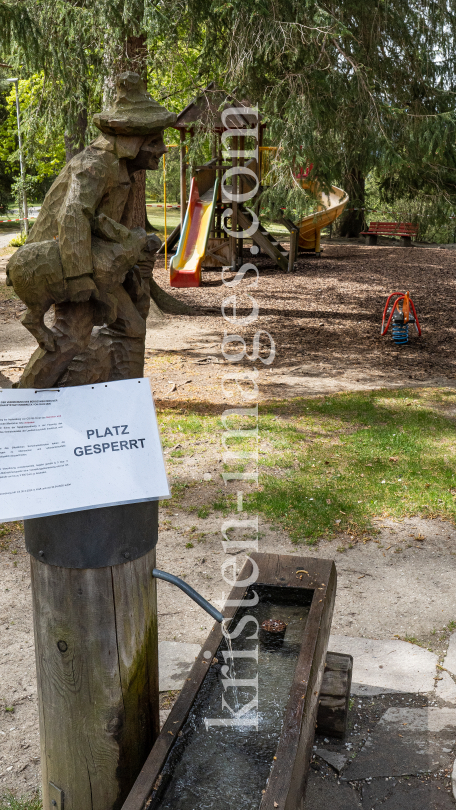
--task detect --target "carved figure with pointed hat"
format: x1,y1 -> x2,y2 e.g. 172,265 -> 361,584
6,73 -> 177,388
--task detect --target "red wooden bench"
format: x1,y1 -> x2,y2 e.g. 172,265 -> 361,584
360,221 -> 419,246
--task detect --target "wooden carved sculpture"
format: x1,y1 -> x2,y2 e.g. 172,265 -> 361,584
6,72 -> 176,388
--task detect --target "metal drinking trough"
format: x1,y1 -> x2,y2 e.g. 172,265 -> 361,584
122,552 -> 340,810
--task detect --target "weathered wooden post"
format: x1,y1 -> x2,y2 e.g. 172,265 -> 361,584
5,72 -> 178,809
229,134 -> 239,269
25,502 -> 159,809
180,128 -> 187,228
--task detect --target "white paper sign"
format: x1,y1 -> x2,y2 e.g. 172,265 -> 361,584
0,378 -> 170,522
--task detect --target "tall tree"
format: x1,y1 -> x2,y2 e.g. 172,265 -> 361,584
163,0 -> 456,232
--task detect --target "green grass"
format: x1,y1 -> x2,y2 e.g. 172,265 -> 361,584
146,205 -> 290,242
157,389 -> 456,544
146,205 -> 181,239
0,796 -> 41,810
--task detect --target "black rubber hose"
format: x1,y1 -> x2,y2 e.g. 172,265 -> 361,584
152,568 -> 224,623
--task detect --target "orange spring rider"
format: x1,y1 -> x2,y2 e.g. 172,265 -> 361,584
381,292 -> 421,345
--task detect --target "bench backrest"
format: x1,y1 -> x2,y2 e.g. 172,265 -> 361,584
367,221 -> 418,236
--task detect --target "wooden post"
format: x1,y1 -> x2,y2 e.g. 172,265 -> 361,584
258,124 -> 264,185
217,133 -> 223,238
238,134 -> 245,262
288,229 -> 297,273
25,502 -> 160,810
180,129 -> 187,228
229,135 -> 238,269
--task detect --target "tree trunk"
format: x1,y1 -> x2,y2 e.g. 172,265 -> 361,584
337,168 -> 365,238
130,169 -> 146,230
124,34 -> 193,314
123,34 -> 148,232
64,108 -> 88,163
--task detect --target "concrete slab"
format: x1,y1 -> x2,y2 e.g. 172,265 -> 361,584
158,640 -> 201,692
444,633 -> 456,679
436,671 -> 456,704
304,771 -> 361,809
362,778 -> 454,808
329,635 -> 438,695
343,708 -> 456,780
315,749 -> 348,774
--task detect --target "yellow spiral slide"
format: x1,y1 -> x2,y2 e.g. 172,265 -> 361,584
297,183 -> 349,253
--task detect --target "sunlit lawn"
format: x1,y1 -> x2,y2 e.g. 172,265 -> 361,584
158,388 -> 456,544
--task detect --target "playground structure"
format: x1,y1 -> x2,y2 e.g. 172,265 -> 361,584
169,177 -> 220,287
381,291 -> 422,345
297,182 -> 349,253
166,86 -> 348,287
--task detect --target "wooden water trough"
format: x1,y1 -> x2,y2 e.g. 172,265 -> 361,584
121,552 -> 349,810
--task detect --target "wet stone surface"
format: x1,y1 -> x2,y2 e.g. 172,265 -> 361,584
361,777 -> 455,809
305,694 -> 456,808
342,707 -> 456,781
305,770 -> 362,808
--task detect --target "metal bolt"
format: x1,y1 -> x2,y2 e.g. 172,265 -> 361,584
124,551 -> 130,558
38,550 -> 44,557
57,640 -> 68,653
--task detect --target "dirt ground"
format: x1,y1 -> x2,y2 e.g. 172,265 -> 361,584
1,240 -> 456,396
1,240 -> 456,795
144,240 -> 456,402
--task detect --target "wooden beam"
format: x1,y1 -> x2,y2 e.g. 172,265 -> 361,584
121,553 -> 336,810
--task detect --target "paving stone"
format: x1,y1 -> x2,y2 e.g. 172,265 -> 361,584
343,708 -> 456,781
362,777 -> 454,809
329,635 -> 438,695
316,749 -> 349,774
436,671 -> 456,704
158,640 -> 201,691
452,759 -> 456,802
444,633 -> 456,679
303,771 -> 361,809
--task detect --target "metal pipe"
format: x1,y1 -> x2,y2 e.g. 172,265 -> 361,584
152,568 -> 224,623
6,78 -> 28,235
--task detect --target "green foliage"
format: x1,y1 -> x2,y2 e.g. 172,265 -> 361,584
146,144 -> 180,202
0,76 -> 65,181
0,75 -> 65,207
2,0 -> 456,228
9,232 -> 26,246
365,172 -> 456,244
0,85 -> 13,212
161,0 -> 456,221
0,1 -> 39,65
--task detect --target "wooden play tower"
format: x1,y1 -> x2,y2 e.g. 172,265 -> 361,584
166,84 -> 300,283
